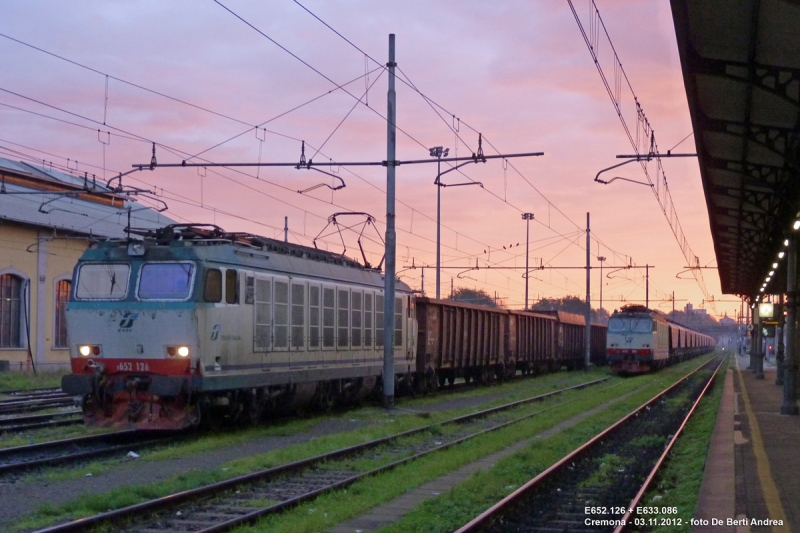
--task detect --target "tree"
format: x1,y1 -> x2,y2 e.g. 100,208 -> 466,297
447,288 -> 498,307
530,295 -> 608,324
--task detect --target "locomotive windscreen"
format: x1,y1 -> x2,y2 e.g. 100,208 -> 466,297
75,263 -> 130,300
138,262 -> 195,300
608,318 -> 652,333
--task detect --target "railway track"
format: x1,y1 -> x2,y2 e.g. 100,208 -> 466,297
0,411 -> 82,434
31,377 -> 611,533
454,356 -> 724,533
0,393 -> 74,416
0,430 -> 181,479
0,386 -> 62,397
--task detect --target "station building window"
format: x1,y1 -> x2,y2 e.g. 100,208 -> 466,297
0,274 -> 23,348
54,279 -> 71,349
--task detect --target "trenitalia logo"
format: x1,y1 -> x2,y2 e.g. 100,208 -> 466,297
119,312 -> 139,331
211,324 -> 221,341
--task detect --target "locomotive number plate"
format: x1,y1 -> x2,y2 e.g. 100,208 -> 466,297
117,361 -> 151,372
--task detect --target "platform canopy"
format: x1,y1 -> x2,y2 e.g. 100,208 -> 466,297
671,0 -> 800,297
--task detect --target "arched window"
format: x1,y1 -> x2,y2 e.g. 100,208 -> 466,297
0,274 -> 23,348
54,279 -> 71,349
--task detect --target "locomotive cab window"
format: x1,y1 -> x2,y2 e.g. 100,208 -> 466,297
139,262 -> 195,300
608,318 -> 651,333
225,269 -> 238,304
76,263 -> 130,300
204,269 -> 222,302
608,318 -> 628,332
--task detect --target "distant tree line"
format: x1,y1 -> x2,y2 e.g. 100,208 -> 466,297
446,288 -> 499,307
445,290 -> 610,324
530,296 -> 610,324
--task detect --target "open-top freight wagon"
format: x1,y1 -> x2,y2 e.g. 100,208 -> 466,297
415,298 -> 607,388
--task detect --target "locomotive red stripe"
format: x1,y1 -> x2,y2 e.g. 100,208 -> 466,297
70,357 -> 191,376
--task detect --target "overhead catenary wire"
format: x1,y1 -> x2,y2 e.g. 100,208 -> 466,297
1,11 -> 656,304
0,30 -> 392,164
1,101 -> 600,308
1,86 -> 636,307
287,0 -> 639,275
0,26 -> 610,277
566,0 -> 716,314
0,83 -> 525,264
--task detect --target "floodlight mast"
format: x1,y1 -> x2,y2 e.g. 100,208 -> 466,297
522,213 -> 534,310
431,142 -> 487,300
585,212 -> 591,370
597,256 -> 606,312
430,146 -> 449,299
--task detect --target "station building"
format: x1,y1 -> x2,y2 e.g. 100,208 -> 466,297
0,157 -> 172,372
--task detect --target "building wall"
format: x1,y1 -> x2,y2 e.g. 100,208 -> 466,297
0,221 -> 88,372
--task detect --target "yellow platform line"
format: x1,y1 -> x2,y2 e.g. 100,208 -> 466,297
734,356 -> 788,531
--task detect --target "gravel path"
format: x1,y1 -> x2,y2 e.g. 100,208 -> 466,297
0,385 -> 525,530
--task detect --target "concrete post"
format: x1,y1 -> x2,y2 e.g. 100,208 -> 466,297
382,34 -> 397,409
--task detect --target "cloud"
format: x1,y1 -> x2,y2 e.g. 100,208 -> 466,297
0,0 -> 733,315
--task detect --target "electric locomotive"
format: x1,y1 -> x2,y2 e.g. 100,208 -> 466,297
61,224 -> 417,430
606,304 -> 715,374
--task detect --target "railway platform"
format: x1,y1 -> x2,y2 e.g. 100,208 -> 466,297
693,353 -> 799,532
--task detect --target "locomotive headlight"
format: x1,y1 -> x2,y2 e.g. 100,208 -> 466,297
166,345 -> 189,357
79,345 -> 91,356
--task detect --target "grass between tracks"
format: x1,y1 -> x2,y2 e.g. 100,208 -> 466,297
627,356 -> 729,533
10,369 -> 608,530
18,369 -> 607,483
0,370 -> 65,395
0,424 -> 114,451
230,355 -> 716,533
12,359 -> 717,533
10,358 -> 717,533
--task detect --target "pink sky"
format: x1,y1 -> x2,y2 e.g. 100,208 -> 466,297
0,0 -> 743,320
